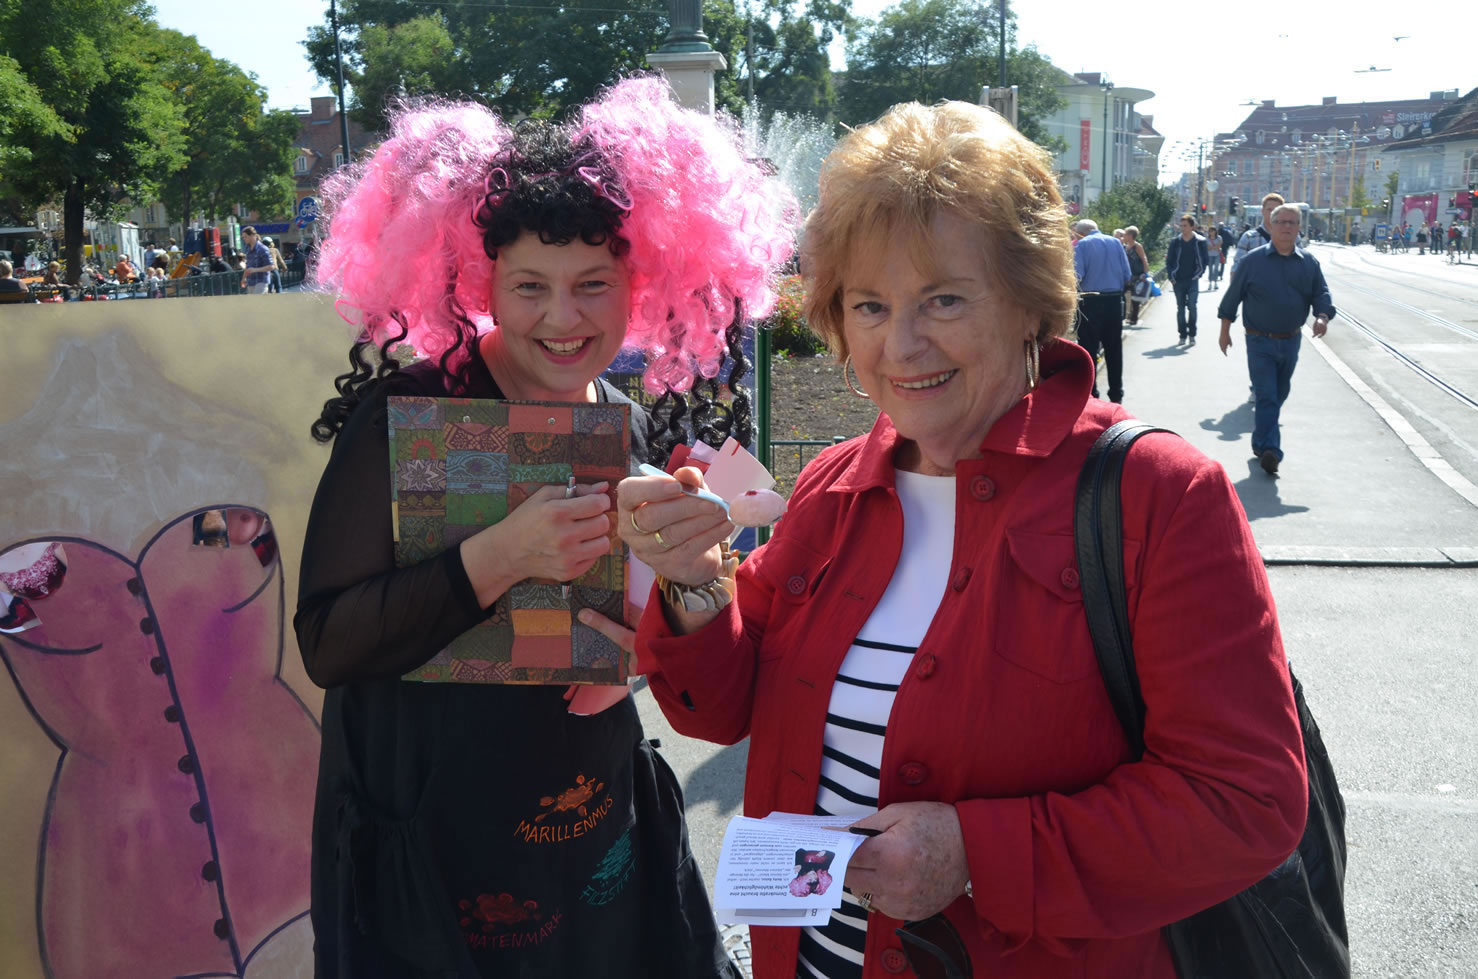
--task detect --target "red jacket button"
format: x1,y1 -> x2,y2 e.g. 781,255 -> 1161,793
916,653 -> 937,679
881,947 -> 909,974
899,762 -> 928,785
786,575 -> 806,596
969,475 -> 996,501
1060,567 -> 1080,589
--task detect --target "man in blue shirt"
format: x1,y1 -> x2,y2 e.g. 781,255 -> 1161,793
1165,214 -> 1210,344
1072,219 -> 1133,402
240,226 -> 274,295
1217,204 -> 1335,475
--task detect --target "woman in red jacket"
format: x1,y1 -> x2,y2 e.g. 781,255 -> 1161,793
604,101 -> 1308,979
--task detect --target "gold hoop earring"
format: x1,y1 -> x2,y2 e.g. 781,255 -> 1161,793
842,355 -> 869,398
1024,339 -> 1040,391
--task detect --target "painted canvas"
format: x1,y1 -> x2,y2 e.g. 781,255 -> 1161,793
0,295 -> 354,979
388,396 -> 631,685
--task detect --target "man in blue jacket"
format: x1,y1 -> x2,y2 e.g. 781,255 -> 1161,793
1217,204 -> 1335,475
1072,219 -> 1133,402
1165,214 -> 1210,344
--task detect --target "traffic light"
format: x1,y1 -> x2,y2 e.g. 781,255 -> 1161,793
1373,158 -> 1381,170
1199,203 -> 1207,214
1230,196 -> 1241,215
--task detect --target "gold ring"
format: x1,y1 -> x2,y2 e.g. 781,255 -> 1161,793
653,529 -> 672,549
629,509 -> 650,536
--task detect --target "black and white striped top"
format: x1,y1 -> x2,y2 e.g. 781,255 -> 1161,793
797,470 -> 956,979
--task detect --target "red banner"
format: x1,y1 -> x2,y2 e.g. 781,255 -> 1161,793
1080,120 -> 1091,172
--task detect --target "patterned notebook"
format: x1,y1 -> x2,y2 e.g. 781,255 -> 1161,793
388,396 -> 631,685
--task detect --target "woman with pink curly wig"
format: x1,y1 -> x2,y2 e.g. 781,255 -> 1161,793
295,77 -> 792,979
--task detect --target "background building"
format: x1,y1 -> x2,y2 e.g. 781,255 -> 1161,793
1204,90 -> 1461,230
1382,86 -> 1478,228
1041,71 -> 1157,212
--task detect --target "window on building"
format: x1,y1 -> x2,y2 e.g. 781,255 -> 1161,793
333,151 -> 344,167
1256,131 -> 1265,145
294,155 -> 309,175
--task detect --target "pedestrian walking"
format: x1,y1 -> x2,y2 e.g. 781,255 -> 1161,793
1122,225 -> 1149,325
1165,214 -> 1209,343
1206,224 -> 1224,291
1233,193 -> 1281,271
1416,226 -> 1427,254
262,236 -> 286,293
239,227 -> 273,294
1217,204 -> 1335,475
1072,218 -> 1133,402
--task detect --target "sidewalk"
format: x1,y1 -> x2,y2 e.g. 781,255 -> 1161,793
1108,286 -> 1478,562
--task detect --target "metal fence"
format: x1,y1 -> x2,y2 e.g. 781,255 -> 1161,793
15,267 -> 307,302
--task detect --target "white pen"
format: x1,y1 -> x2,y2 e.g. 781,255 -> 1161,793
561,475 -> 577,599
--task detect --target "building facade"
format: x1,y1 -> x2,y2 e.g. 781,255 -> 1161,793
1203,91 -> 1462,227
1041,71 -> 1158,212
1381,86 -> 1478,228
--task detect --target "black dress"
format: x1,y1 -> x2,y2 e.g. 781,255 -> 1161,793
295,355 -> 736,978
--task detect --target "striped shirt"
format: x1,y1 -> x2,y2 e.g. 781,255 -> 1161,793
797,470 -> 956,979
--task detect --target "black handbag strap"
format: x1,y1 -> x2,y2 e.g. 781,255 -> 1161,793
1073,420 -> 1174,760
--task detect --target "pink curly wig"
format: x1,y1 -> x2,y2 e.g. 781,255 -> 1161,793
313,77 -> 797,394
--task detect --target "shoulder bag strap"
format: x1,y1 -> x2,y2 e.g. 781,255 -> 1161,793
1073,420 -> 1174,760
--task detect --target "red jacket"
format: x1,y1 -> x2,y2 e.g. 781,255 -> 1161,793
642,341 -> 1307,978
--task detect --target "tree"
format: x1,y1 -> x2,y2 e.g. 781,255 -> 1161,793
709,0 -> 850,121
304,0 -> 668,126
1349,174 -> 1372,210
1082,179 -> 1176,264
837,0 -> 1064,151
152,30 -> 299,226
0,0 -> 187,281
305,0 -> 847,129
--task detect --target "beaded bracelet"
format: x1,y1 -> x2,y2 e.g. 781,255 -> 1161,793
656,542 -> 740,613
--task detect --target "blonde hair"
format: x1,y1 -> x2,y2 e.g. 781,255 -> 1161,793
1261,192 -> 1285,207
800,101 -> 1075,357
1124,226 -> 1140,238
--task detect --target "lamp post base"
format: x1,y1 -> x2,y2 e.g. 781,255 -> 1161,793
646,50 -> 728,114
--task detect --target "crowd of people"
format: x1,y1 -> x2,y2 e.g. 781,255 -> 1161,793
0,230 -> 307,302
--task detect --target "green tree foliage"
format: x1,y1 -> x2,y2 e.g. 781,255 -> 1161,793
152,30 -> 300,225
708,0 -> 850,121
1384,170 -> 1399,203
1082,179 -> 1176,264
838,0 -> 1064,151
303,0 -> 846,128
0,55 -> 66,175
0,0 -> 188,281
304,0 -> 666,126
1349,173 -> 1372,210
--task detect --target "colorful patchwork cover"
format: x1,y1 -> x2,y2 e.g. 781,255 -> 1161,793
388,396 -> 631,685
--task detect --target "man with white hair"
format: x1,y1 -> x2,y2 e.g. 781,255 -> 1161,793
1072,218 -> 1133,403
1217,203 -> 1335,475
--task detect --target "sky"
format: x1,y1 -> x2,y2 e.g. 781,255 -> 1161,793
149,0 -> 1472,182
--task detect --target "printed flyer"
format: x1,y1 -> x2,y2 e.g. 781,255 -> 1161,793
712,813 -> 867,926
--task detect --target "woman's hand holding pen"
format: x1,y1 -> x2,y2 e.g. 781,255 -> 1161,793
460,482 -> 613,608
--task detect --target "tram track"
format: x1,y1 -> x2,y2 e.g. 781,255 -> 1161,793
1337,308 -> 1478,413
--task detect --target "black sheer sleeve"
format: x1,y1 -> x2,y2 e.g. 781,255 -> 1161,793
294,373 -> 487,688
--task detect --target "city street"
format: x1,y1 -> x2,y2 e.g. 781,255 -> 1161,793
635,244 -> 1478,977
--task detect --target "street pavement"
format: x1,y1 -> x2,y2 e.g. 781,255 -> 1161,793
634,245 -> 1478,977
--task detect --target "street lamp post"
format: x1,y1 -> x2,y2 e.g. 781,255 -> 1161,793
1100,80 -> 1114,199
329,0 -> 352,163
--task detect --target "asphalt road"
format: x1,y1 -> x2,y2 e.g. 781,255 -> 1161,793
635,245 -> 1478,978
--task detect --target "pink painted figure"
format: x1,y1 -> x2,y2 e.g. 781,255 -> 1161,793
0,507 -> 319,978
